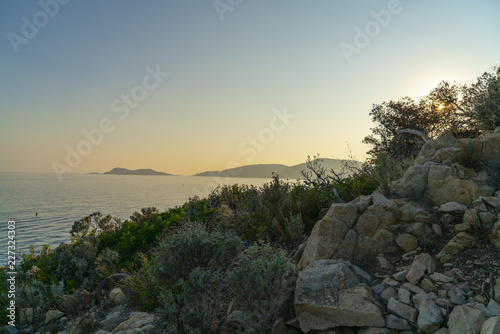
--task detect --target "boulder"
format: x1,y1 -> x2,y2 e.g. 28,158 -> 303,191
414,130 -> 457,165
109,288 -> 126,305
111,312 -> 156,334
387,297 -> 417,323
396,233 -> 418,252
416,298 -> 443,333
295,260 -> 385,332
386,314 -> 411,330
406,253 -> 436,284
438,232 -> 476,259
448,304 -> 485,334
438,202 -> 467,214
45,310 -> 65,323
391,163 -> 431,199
489,220 -> 500,248
481,316 -> 500,334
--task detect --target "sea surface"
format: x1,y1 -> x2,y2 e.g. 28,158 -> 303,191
0,172 -> 272,265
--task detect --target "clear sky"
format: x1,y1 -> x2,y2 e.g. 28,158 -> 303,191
1,0 -> 499,176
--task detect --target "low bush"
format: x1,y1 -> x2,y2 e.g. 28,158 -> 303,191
455,139 -> 487,171
229,244 -> 291,332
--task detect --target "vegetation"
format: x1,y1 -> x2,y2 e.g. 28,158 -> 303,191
6,65 -> 500,331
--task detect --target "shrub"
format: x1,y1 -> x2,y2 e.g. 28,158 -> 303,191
373,154 -> 414,195
455,139 -> 487,171
70,212 -> 121,238
151,222 -> 242,333
229,245 -> 291,331
483,159 -> 500,190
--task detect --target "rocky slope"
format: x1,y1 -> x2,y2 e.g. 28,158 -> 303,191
16,130 -> 500,334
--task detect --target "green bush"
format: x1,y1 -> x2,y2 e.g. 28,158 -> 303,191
455,139 -> 487,171
151,222 -> 242,333
229,245 -> 291,331
373,154 -> 413,195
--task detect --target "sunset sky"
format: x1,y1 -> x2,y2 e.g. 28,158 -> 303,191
1,0 -> 499,176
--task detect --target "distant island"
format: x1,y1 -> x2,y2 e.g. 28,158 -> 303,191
194,158 -> 355,180
103,168 -> 172,176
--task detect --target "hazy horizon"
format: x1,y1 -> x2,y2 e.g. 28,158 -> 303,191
2,1 -> 499,177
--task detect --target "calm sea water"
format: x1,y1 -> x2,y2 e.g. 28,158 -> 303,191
0,172 -> 271,265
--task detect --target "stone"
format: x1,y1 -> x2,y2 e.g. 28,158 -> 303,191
455,222 -> 473,233
109,288 -> 126,305
99,309 -> 127,332
448,304 -> 485,334
350,264 -> 372,284
479,212 -> 498,230
387,297 -> 418,323
487,300 -> 500,317
482,196 -> 500,209
407,222 -> 427,238
386,314 -> 411,330
439,202 -> 467,214
328,203 -> 359,228
45,310 -> 65,323
481,316 -> 500,334
391,163 -> 432,199
401,282 -> 425,294
372,192 -> 389,206
396,233 -> 418,253
495,277 -> 500,303
111,312 -> 156,334
432,224 -> 443,237
297,214 -> 351,269
416,298 -> 443,334
294,260 -> 385,332
489,221 -> 500,248
440,232 -> 476,255
59,290 -> 88,315
398,288 -> 412,305
449,291 -> 466,305
434,329 -> 450,334
421,278 -> 437,292
464,209 -> 483,234
226,311 -> 257,333
430,272 -> 454,283
375,256 -> 393,270
393,270 -> 409,282
380,287 -> 398,303
406,253 -> 436,284
473,198 -> 489,211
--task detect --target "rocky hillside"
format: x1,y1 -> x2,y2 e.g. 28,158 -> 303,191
17,130 -> 500,333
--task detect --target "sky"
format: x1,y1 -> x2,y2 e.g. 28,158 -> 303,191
1,0 -> 499,176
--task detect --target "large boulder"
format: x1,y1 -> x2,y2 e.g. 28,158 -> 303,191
391,163 -> 432,199
295,260 -> 385,332
448,304 -> 485,334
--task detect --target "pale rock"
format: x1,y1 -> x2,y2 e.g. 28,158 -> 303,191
294,260 -> 385,332
391,163 -> 431,199
449,291 -> 466,305
45,310 -> 65,323
421,278 -> 437,292
416,297 -> 443,334
430,272 -> 454,283
480,316 -> 500,334
439,202 -> 467,214
398,288 -> 412,305
401,282 -> 425,294
455,222 -> 473,233
111,312 -> 156,334
479,212 -> 498,230
464,209 -> 483,234
383,277 -> 400,287
387,297 -> 418,323
407,222 -> 428,239
481,196 -> 500,209
393,270 -> 409,282
381,287 -> 398,303
350,264 -> 372,284
328,203 -> 359,228
440,232 -> 476,255
432,224 -> 443,237
487,299 -> 500,317
386,314 -> 411,330
396,233 -> 418,253
109,287 -> 126,305
473,198 -> 489,211
448,304 -> 485,334
406,253 -> 436,284
489,221 -> 500,249
375,256 -> 393,270
99,309 -> 127,332
372,192 -> 389,206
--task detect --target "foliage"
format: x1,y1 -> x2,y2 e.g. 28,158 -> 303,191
70,212 -> 121,238
229,245 -> 291,331
454,139 -> 487,171
151,222 -> 242,333
373,154 -> 414,195
120,253 -> 158,311
474,67 -> 500,130
98,207 -> 184,266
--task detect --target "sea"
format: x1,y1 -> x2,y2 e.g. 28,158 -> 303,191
0,172 -> 272,266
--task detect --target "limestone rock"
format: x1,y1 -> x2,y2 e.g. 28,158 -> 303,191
440,232 -> 476,255
416,298 -> 443,334
111,312 -> 156,334
448,304 -> 485,334
391,163 -> 431,199
439,202 -> 467,214
396,233 -> 418,252
489,220 -> 500,248
386,314 -> 411,330
406,253 -> 436,284
109,288 -> 126,305
480,316 -> 500,334
295,260 -> 385,332
45,310 -> 65,323
387,297 -> 417,323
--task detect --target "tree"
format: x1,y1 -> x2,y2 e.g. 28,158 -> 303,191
474,67 -> 500,130
70,212 -> 121,238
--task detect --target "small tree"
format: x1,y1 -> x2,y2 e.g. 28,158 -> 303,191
70,212 -> 121,238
